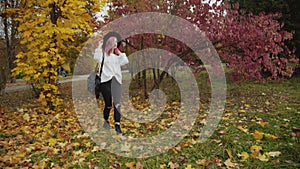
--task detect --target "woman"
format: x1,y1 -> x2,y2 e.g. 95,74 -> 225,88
94,32 -> 129,135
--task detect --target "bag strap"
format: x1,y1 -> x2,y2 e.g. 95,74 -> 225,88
97,51 -> 105,78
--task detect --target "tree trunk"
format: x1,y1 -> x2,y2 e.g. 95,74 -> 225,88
0,65 -> 7,96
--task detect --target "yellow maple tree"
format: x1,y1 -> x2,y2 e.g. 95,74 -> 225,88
12,0 -> 107,109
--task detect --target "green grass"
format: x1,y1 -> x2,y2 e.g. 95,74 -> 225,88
0,72 -> 299,168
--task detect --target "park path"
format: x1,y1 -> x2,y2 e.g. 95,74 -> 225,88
4,75 -> 89,93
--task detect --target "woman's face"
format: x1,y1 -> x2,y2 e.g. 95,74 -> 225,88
111,37 -> 117,48
105,36 -> 118,54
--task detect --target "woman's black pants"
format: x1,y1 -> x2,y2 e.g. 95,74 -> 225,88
98,77 -> 122,123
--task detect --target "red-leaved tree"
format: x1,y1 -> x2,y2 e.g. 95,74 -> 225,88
98,0 -> 298,82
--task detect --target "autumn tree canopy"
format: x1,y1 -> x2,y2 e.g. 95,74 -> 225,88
104,0 -> 298,82
10,0 -> 106,109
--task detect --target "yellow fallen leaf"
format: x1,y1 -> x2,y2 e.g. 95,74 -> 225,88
83,140 -> 91,147
238,109 -> 246,113
185,164 -> 195,169
252,130 -> 264,140
73,142 -> 80,147
222,117 -> 230,120
125,161 -> 136,168
238,152 -> 249,162
250,145 -> 262,158
279,123 -> 288,128
48,138 -> 57,146
250,145 -> 262,153
226,149 -> 233,160
237,126 -> 248,133
258,153 -> 269,162
265,133 -> 279,140
259,121 -> 268,127
160,164 -> 167,169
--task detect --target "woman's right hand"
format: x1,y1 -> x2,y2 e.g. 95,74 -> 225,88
114,48 -> 121,55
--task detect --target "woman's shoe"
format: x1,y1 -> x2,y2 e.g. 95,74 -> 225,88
103,120 -> 111,129
115,124 -> 123,135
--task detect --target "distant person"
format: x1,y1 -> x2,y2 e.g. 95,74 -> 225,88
58,66 -> 68,77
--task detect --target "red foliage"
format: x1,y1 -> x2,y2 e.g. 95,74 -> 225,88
94,0 -> 298,81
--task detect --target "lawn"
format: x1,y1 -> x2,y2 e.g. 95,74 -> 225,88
0,72 -> 299,169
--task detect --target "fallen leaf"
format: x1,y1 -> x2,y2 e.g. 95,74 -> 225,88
226,149 -> 233,160
292,127 -> 300,138
267,151 -> 281,157
160,164 -> 167,169
224,159 -> 238,169
200,118 -> 206,125
258,153 -> 269,162
237,126 -> 248,133
259,120 -> 268,127
238,109 -> 246,113
250,145 -> 262,158
279,123 -> 288,128
185,164 -> 195,169
218,130 -> 227,135
23,113 -> 30,122
126,161 -> 136,168
244,104 -> 250,108
265,133 -> 279,140
238,152 -> 249,162
168,162 -> 179,169
196,159 -> 210,166
48,138 -> 57,146
134,162 -> 144,169
250,145 -> 262,152
252,130 -> 264,140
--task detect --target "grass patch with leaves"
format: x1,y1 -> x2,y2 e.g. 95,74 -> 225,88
0,73 -> 299,168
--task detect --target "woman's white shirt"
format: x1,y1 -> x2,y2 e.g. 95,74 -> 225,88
94,47 -> 129,84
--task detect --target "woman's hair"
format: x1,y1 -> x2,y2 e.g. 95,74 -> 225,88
105,37 -> 117,55
102,31 -> 122,50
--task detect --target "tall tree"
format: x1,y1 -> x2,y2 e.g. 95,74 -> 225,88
0,0 -> 21,94
11,0 -> 107,109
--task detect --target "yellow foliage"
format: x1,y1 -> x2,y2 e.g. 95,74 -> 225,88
12,0 -> 108,109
